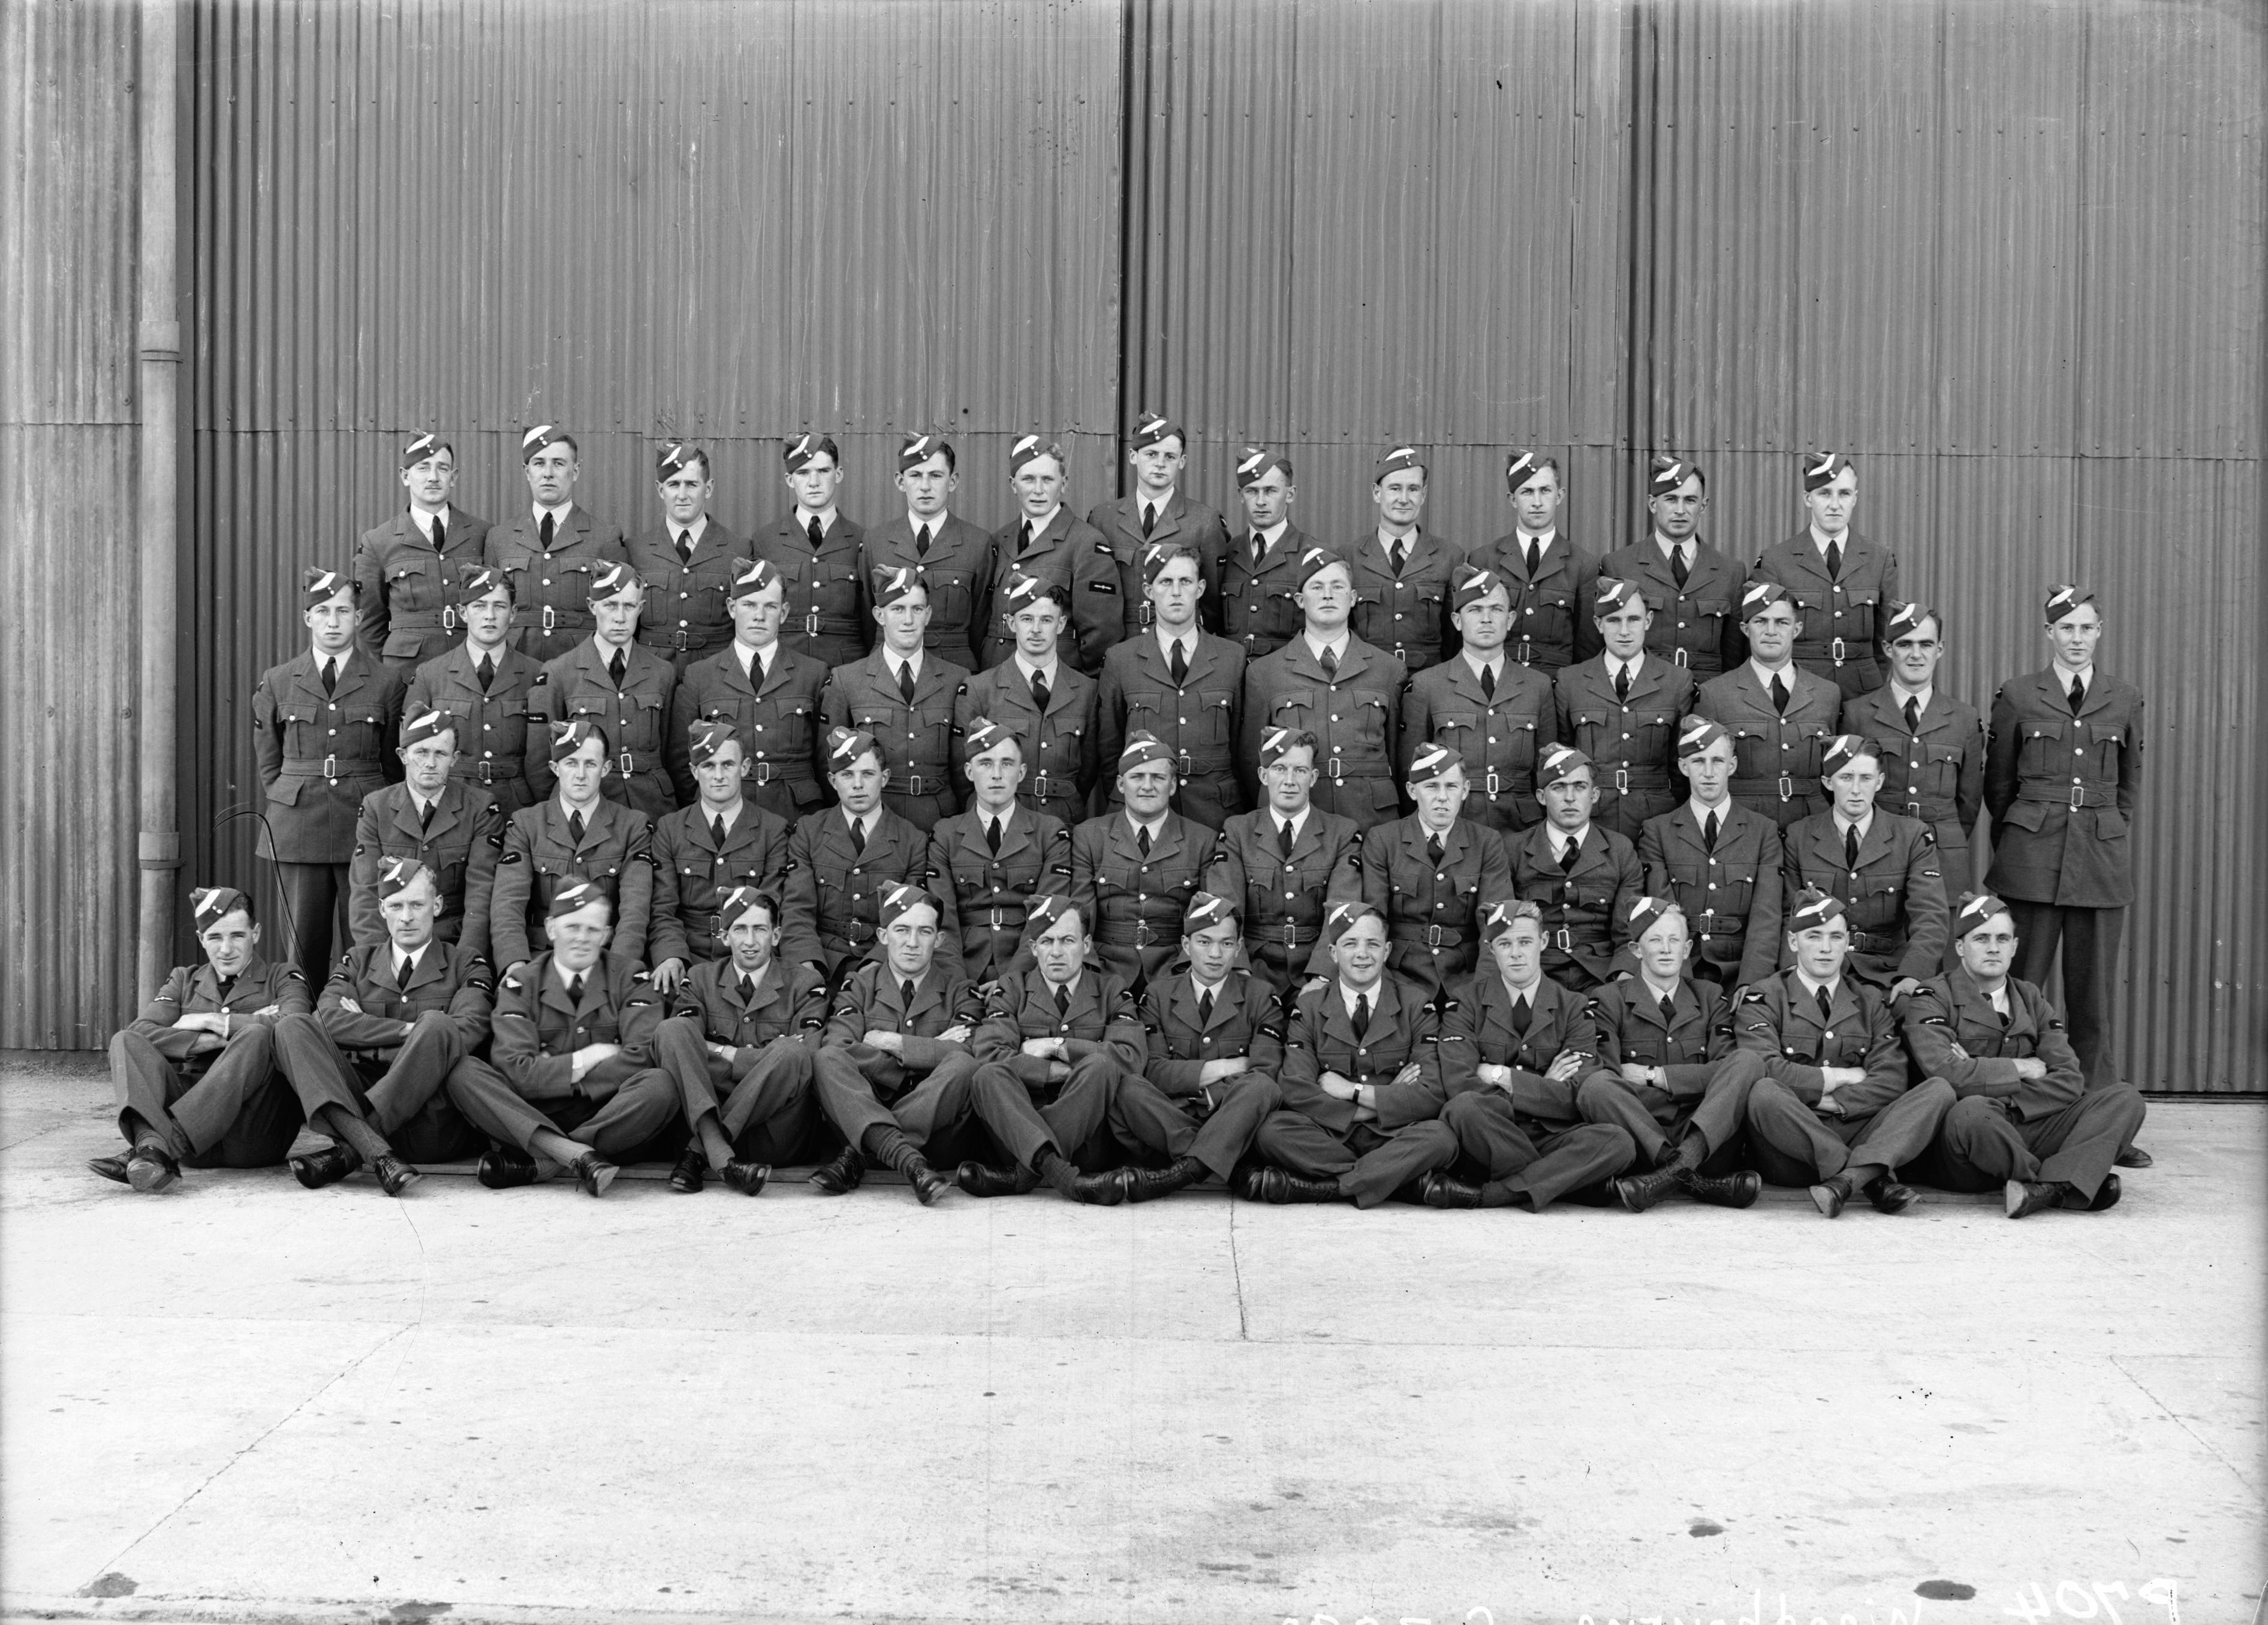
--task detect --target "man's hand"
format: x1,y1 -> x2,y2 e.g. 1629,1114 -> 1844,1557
336,996 -> 365,1015
1318,1071 -> 1361,1101
707,1041 -> 740,1064
1046,1059 -> 1071,1083
2014,1057 -> 2048,1081
1021,1036 -> 1068,1061
1300,976 -> 1330,994
936,1024 -> 972,1045
1390,1062 -> 1421,1089
1544,1051 -> 1587,1084
186,1031 -> 225,1055
503,960 -> 531,984
650,957 -> 687,996
1620,1062 -> 1653,1087
1887,976 -> 1923,1002
1480,1062 -> 1513,1089
174,1011 -> 222,1036
1198,1057 -> 1249,1084
862,1030 -> 906,1057
570,1042 -> 624,1082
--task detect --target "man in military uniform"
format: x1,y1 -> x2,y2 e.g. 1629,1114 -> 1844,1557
1984,584 -> 2147,1104
357,432 -> 492,673
647,722 -> 792,998
1599,455 -> 1742,680
654,885 -> 826,1196
1240,547 -> 1406,830
1902,893 -> 2147,1217
1400,566 -> 1559,836
980,435 -> 1121,674
1203,726 -> 1365,1003
861,433 -> 995,674
1781,735 -> 1947,996
1636,719 -> 1783,989
273,860 -> 506,1195
749,432 -> 869,670
1424,901 -> 1641,1211
1239,903 -> 1457,1207
1217,446 -> 1312,661
927,716 -> 1074,987
823,566 -> 968,831
347,707 -> 503,966
629,442 -> 752,674
1358,743 -> 1514,1005
956,574 -> 1098,830
1345,444 -> 1460,673
92,888 -> 310,1192
254,566 -> 409,987
1466,449 -> 1603,677
1071,733 -> 1212,998
1748,453 -> 1899,700
1088,411 -> 1231,640
668,559 -> 830,822
1098,543 -> 1246,830
1736,890 -> 1954,1217
1554,577 -> 1695,840
1695,581 -> 1841,830
781,728 -> 944,987
480,882 -> 681,1196
1841,601 -> 1985,901
1504,745 -> 1643,991
1125,892 -> 1287,1201
526,562 -> 679,822
489,720 -> 655,979
483,425 -> 628,665
406,564 -> 546,819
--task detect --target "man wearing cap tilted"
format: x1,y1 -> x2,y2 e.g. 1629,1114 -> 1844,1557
1072,732 -> 1212,998
1736,888 -> 1954,1217
1097,542 -> 1248,831
357,433 -> 492,673
347,706 -> 504,967
1400,565 -> 1560,836
1636,717 -> 1784,989
1240,902 -> 1458,1207
628,444 -> 753,674
1983,584 -> 2147,1110
1218,446 -> 1314,661
91,888 -> 311,1193
1780,735 -> 1948,998
484,426 -> 628,665
1599,455 -> 1743,680
480,882 -> 680,1196
749,432 -> 871,670
526,562 -> 679,821
1554,577 -> 1697,841
1088,411 -> 1231,641
927,716 -> 1075,987
647,721 -> 792,998
1504,745 -> 1643,991
653,886 -> 827,1196
406,564 -> 547,819
489,720 -> 655,977
1203,726 -> 1365,1004
782,728 -> 946,987
1356,741 -> 1515,1006
272,861 -> 511,1196
1240,545 -> 1406,830
980,435 -> 1120,674
254,566 -> 410,988
1746,453 -> 1899,700
1840,601 -> 1984,902
1900,894 -> 2146,1217
954,572 -> 1098,830
860,433 -> 996,674
667,558 -> 830,822
823,566 -> 970,831
1466,449 -> 1603,676
1695,581 -> 1841,830
1345,442 -> 1462,673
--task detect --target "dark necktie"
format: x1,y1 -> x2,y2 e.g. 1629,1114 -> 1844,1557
567,972 -> 585,1004
750,652 -> 766,689
1278,817 -> 1294,858
2068,675 -> 2085,714
902,978 -> 918,1011
1198,987 -> 1215,1026
1770,673 -> 1790,715
1659,992 -> 1678,1027
1138,825 -> 1152,858
1480,663 -> 1496,699
567,809 -> 586,845
1510,993 -> 1531,1036
915,524 -> 932,557
1670,544 -> 1689,588
738,973 -> 755,1004
849,816 -> 866,854
1168,640 -> 1188,687
1018,520 -> 1035,556
418,798 -> 436,831
1903,695 -> 1920,733
897,660 -> 915,701
1053,981 -> 1070,1017
321,658 -> 338,695
1815,985 -> 1833,1023
433,515 -> 448,554
1558,837 -> 1579,873
1352,993 -> 1371,1038
608,647 -> 627,687
1031,670 -> 1050,711
1523,539 -> 1540,578
1320,646 -> 1338,678
1614,663 -> 1631,703
1844,823 -> 1861,871
676,529 -> 693,566
807,515 -> 825,551
477,653 -> 496,692
1703,810 -> 1719,852
711,813 -> 728,846
1388,539 -> 1406,577
1141,503 -> 1157,538
1427,831 -> 1444,864
986,816 -> 1003,854
1250,532 -> 1265,569
539,512 -> 555,551
215,975 -> 237,1005
1825,539 -> 1843,580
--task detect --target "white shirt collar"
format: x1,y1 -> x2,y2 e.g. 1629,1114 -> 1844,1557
1248,518 -> 1289,549
1499,972 -> 1543,1005
1305,631 -> 1350,664
1795,968 -> 1842,1003
1376,523 -> 1418,548
1809,524 -> 1848,553
312,644 -> 354,676
1640,971 -> 1682,1005
1155,624 -> 1197,660
1020,505 -> 1062,536
1190,970 -> 1225,1000
703,798 -> 743,833
1983,979 -> 2011,1014
887,647 -> 925,680
1270,806 -> 1309,840
2052,659 -> 2094,689
1833,807 -> 1875,842
1461,648 -> 1503,682
736,636 -> 778,677
408,786 -> 440,818
1516,527 -> 1557,549
1043,970 -> 1081,1002
393,942 -> 426,980
1548,822 -> 1592,858
1888,678 -> 1934,713
1750,657 -> 1793,689
554,958 -> 592,994
905,509 -> 950,534
557,793 -> 601,824
1607,652 -> 1646,683
1014,652 -> 1059,686
667,514 -> 710,546
1139,490 -> 1177,520
1652,531 -> 1689,560
1338,979 -> 1383,1017
1125,809 -> 1168,842
794,504 -> 840,535
841,807 -> 872,839
409,505 -> 454,539
532,500 -> 574,530
1688,796 -> 1730,828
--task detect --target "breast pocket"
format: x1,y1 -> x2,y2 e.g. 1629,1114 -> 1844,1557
1728,726 -> 1768,778
1354,695 -> 1389,749
630,694 -> 667,749
928,571 -> 972,628
1571,707 -> 1612,754
1924,743 -> 1963,796
2015,716 -> 2066,776
1269,685 -> 1317,722
1198,689 -> 1235,744
532,837 -> 577,880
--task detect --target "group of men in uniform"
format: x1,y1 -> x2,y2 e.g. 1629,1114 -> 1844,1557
98,426 -> 2151,1222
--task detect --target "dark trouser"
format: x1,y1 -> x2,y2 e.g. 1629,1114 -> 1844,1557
1439,1089 -> 1637,1210
969,1053 -> 1153,1174
271,1011 -> 487,1162
1745,1076 -> 1955,1185
270,860 -> 351,988
1577,1050 -> 1763,1166
1912,1088 -> 2146,1205
882,788 -> 957,833
1122,1072 -> 1281,1181
654,1018 -> 824,1162
813,1047 -> 1007,1168
1251,1110 -> 1457,1209
108,1026 -> 302,1166
2008,900 -> 2126,1090
457,1065 -> 686,1163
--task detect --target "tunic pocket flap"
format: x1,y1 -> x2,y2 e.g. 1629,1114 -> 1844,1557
2001,801 -> 2047,833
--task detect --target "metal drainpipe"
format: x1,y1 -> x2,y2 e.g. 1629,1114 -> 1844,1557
135,0 -> 181,1001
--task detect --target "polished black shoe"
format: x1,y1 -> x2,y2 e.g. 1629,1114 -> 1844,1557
372,1154 -> 421,1198
570,1153 -> 619,1198
957,1161 -> 1039,1198
1122,1159 -> 1201,1204
1236,1165 -> 1340,1205
1614,1166 -> 1683,1213
903,1155 -> 949,1206
477,1144 -> 540,1189
2005,1177 -> 2070,1219
2071,1172 -> 2122,1212
1862,1174 -> 1919,1214
2114,1145 -> 2153,1169
1809,1174 -> 1853,1219
668,1145 -> 709,1193
721,1159 -> 769,1196
88,1154 -> 131,1185
808,1146 -> 866,1195
1065,1167 -> 1130,1206
1418,1171 -> 1483,1209
290,1143 -> 362,1190
127,1144 -> 180,1193
1683,1169 -> 1762,1210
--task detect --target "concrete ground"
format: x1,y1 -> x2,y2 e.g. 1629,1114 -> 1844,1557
1,1055 -> 2260,1625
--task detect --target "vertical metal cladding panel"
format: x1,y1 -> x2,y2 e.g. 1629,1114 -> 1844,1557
0,0 -> 142,1048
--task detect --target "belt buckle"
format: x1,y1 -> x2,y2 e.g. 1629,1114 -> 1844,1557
673,629 -> 690,652
1613,767 -> 1630,795
442,605 -> 458,632
323,753 -> 338,779
1133,923 -> 1152,948
542,605 -> 557,633
749,760 -> 772,783
1137,602 -> 1154,627
475,761 -> 494,783
805,608 -> 821,635
988,910 -> 1007,931
1673,646 -> 1689,668
906,774 -> 927,795
1484,771 -> 1501,795
1032,774 -> 1053,798
1778,774 -> 1794,800
1517,637 -> 1532,665
2070,784 -> 2085,810
1424,925 -> 1443,949
1905,801 -> 1921,818
1830,637 -> 1847,662
1328,757 -> 1344,782
1553,927 -> 1573,951
620,750 -> 635,776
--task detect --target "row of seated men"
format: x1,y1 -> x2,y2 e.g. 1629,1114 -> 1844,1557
95,858 -> 2146,1224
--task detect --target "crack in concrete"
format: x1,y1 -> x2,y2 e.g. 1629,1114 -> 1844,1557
1226,1199 -> 1249,1341
2110,1353 -> 2263,1498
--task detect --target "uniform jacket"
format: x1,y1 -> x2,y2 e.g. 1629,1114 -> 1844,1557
1278,973 -> 1444,1133
1070,810 -> 1211,991
126,955 -> 312,1062
356,508 -> 493,668
1140,968 -> 1285,1097
668,956 -> 829,1052
973,966 -> 1148,1090
981,508 -> 1122,675
1504,821 -> 1644,986
484,505 -> 630,662
823,648 -> 971,821
1218,523 -> 1317,661
1436,969 -> 1600,1120
1344,527 -> 1462,673
406,641 -> 547,818
1840,685 -> 1986,888
1779,810 -> 1948,984
347,781 -> 504,964
859,514 -> 996,671
252,648 -> 408,864
1897,969 -> 2084,1121
1984,668 -> 2144,909
647,800 -> 794,967
489,948 -> 663,1099
956,659 -> 1100,829
1596,534 -> 1744,679
824,958 -> 987,1093
627,518 -> 755,666
780,805 -> 943,975
1399,653 -> 1558,832
1357,815 -> 1514,992
1746,530 -> 1899,699
1636,800 -> 1784,987
1087,490 -> 1232,640
1553,654 -> 1697,836
1462,532 -> 1604,672
1694,664 -> 1842,828
666,641 -> 830,814
1202,806 -> 1365,982
927,804 -> 1074,985
1240,633 -> 1407,827
526,637 -> 680,816
1097,629 -> 1246,819
315,940 -> 493,1056
1584,973 -> 1740,1099
1733,971 -> 1910,1120
749,509 -> 872,670
489,796 -> 655,971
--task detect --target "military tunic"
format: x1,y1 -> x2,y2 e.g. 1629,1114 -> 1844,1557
484,505 -> 630,665
654,958 -> 828,1163
779,806 -> 945,985
1460,533 -> 1603,674
860,514 -> 996,674
347,781 -> 505,966
627,519 -> 755,672
646,800 -> 794,967
1087,490 -> 1233,640
814,961 -> 1040,1168
1356,815 -> 1515,1003
1734,972 -> 1953,1185
1841,685 -> 1986,897
1595,535 -> 1745,679
822,650 -> 970,831
1779,810 -> 1948,988
406,641 -> 548,819
1258,974 -> 1455,1208
1240,634 -> 1407,830
927,804 -> 1074,986
1217,523 -> 1317,661
1581,974 -> 1765,1168
1344,527 -> 1462,673
356,507 -> 493,671
1399,654 -> 1559,834
666,641 -> 831,821
1553,655 -> 1697,840
1634,800 -> 1784,988
1070,810 -> 1211,996
1503,822 -> 1644,991
1746,531 -> 1899,700
526,638 -> 680,822
748,509 -> 871,670
979,508 -> 1123,675
483,950 -> 682,1161
107,954 -> 311,1166
971,967 -> 1164,1172
487,797 -> 655,972
1096,630 -> 1247,830
1694,663 -> 1842,829
956,659 -> 1100,831
1135,967 -> 1286,1180
1202,806 -> 1366,1002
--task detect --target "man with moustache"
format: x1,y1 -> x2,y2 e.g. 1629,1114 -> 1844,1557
1357,743 -> 1514,1007
860,433 -> 995,674
1599,455 -> 1742,679
484,425 -> 627,665
347,707 -> 504,966
1241,546 -> 1406,831
750,432 -> 870,670
956,574 -> 1099,830
628,442 -> 752,674
927,717 -> 1074,988
781,728 -> 944,987
1636,718 -> 1784,990
646,722 -> 792,999
1098,542 -> 1247,831
1779,735 -> 1948,998
1466,449 -> 1603,677
1748,453 -> 1899,700
1503,745 -> 1644,992
1217,446 -> 1312,661
1400,566 -> 1560,836
407,564 -> 547,819
489,720 -> 654,979
357,432 -> 491,673
1553,577 -> 1695,841
1087,411 -> 1230,638
980,435 -> 1121,674
1203,726 -> 1365,1004
527,562 -> 679,822
1695,582 -> 1841,830
823,566 -> 969,832
1345,443 -> 1461,673
1840,601 -> 1986,901
668,559 -> 830,822
1071,733 -> 1212,999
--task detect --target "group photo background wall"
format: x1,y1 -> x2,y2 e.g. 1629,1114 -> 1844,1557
2,0 -> 2260,1089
